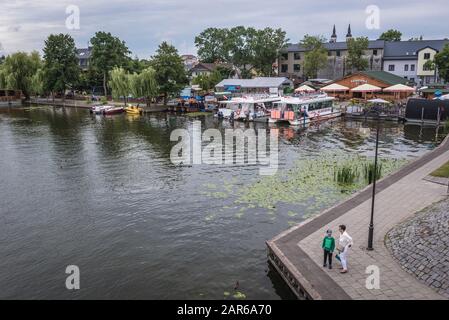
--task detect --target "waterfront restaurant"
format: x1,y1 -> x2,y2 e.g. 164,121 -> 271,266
0,89 -> 22,107
215,77 -> 293,96
328,71 -> 414,100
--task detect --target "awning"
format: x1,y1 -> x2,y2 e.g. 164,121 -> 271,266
383,84 -> 415,92
350,84 -> 382,92
321,83 -> 349,92
295,85 -> 315,92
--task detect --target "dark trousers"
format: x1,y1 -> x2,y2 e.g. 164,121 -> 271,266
323,249 -> 333,266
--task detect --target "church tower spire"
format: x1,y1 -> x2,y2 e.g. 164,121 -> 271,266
330,25 -> 337,43
346,24 -> 353,41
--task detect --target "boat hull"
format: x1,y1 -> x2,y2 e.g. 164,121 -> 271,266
103,108 -> 124,115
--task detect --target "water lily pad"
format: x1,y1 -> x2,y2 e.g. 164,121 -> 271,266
233,291 -> 246,299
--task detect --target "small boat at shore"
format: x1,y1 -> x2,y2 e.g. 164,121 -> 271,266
269,94 -> 340,126
125,105 -> 143,115
91,105 -> 115,115
103,106 -> 124,115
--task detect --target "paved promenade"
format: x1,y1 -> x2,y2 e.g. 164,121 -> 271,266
268,135 -> 449,300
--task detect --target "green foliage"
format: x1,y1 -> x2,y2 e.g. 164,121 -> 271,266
191,69 -> 225,91
334,165 -> 359,186
100,96 -> 108,105
283,87 -> 294,94
201,154 -> 406,222
0,65 -> 6,88
251,27 -> 288,76
192,74 -> 212,91
379,29 -> 402,42
195,26 -> 288,77
43,33 -> 80,98
30,68 -> 45,96
129,67 -> 158,106
430,161 -> 449,178
195,28 -> 231,63
90,31 -> 130,96
150,42 -> 187,104
301,35 -> 328,79
126,57 -> 150,74
109,67 -> 130,104
363,162 -> 383,184
0,51 -> 42,98
432,44 -> 449,83
228,26 -> 256,73
346,37 -> 369,73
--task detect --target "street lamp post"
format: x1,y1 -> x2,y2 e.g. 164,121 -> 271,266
367,113 -> 380,251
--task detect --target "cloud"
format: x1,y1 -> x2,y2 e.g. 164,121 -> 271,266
0,0 -> 448,57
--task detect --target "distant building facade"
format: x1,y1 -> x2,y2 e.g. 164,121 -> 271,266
215,77 -> 293,95
382,40 -> 449,86
181,54 -> 198,72
189,62 -> 234,78
278,25 -> 448,86
76,47 -> 92,70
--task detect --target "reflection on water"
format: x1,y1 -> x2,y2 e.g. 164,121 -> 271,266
0,106 -> 446,299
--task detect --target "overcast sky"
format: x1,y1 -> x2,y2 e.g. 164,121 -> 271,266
1,0 -> 448,58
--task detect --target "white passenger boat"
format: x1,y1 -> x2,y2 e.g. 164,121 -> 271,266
268,94 -> 340,126
216,96 -> 281,122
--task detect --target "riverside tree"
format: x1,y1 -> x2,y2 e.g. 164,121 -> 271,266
346,37 -> 369,73
130,67 -> 158,107
90,31 -> 130,97
301,35 -> 328,79
109,67 -> 130,106
195,26 -> 288,78
30,68 -> 45,97
194,28 -> 231,63
151,42 -> 187,105
252,28 -> 288,76
43,34 -> 80,101
0,51 -> 41,99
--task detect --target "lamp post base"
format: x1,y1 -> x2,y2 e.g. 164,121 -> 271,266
367,225 -> 374,251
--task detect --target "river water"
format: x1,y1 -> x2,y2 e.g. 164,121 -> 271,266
0,106 -> 446,299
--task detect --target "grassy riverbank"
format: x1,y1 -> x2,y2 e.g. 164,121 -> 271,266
430,161 -> 449,178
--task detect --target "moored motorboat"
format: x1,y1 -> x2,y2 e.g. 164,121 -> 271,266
103,106 -> 124,115
91,105 -> 115,115
125,105 -> 143,115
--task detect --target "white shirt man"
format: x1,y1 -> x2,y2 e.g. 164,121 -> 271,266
338,225 -> 353,273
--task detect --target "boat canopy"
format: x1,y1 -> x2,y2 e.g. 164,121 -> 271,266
219,97 -> 281,105
276,95 -> 335,105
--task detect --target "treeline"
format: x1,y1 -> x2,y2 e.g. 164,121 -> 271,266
0,26 -> 289,103
195,26 -> 288,78
0,32 -> 189,104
